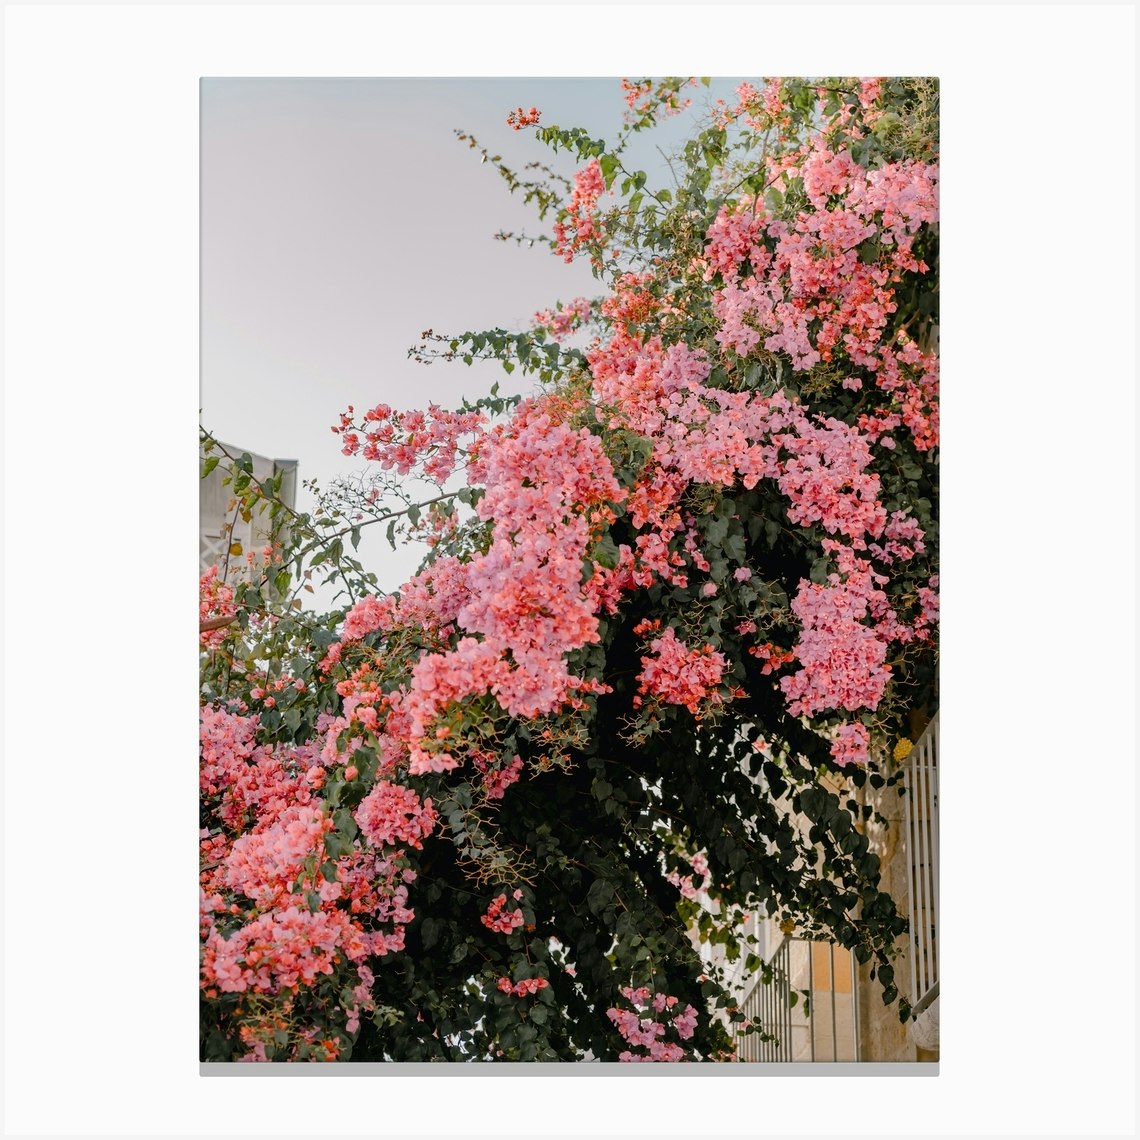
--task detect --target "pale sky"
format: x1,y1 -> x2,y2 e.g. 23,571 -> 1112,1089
200,77 -> 737,596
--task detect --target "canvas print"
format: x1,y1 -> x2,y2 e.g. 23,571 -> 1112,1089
199,76 -> 939,1064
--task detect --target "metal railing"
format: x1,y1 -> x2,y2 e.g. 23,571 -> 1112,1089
903,712 -> 939,1011
736,937 -> 859,1062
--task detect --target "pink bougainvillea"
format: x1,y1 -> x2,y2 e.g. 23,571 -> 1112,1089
199,565 -> 236,649
201,75 -> 937,1062
607,986 -> 698,1061
554,158 -> 607,263
355,780 -> 438,851
497,974 -> 549,997
481,892 -> 525,935
636,627 -> 728,716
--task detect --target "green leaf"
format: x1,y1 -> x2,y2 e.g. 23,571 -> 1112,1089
334,808 -> 358,840
586,878 -> 615,916
325,831 -> 355,859
421,917 -> 441,949
593,534 -> 620,570
705,516 -> 729,545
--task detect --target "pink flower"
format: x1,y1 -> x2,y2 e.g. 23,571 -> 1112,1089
355,781 -> 438,851
506,106 -> 541,130
638,628 -> 728,716
480,754 -> 524,800
607,988 -> 696,1061
481,894 -> 525,935
498,974 -> 548,997
554,159 -> 607,262
830,721 -> 871,766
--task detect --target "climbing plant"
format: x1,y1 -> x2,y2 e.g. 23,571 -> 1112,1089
200,76 -> 938,1061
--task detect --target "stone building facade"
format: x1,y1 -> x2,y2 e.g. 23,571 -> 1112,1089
199,445 -> 297,575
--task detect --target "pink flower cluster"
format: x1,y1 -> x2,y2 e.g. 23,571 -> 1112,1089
533,297 -> 592,341
868,510 -> 926,563
202,901 -> 345,994
775,538 -> 933,763
200,706 -> 317,832
354,780 -> 438,851
775,413 -> 887,540
830,721 -> 871,766
202,841 -> 418,1002
326,396 -> 631,783
507,106 -> 541,130
637,627 -> 727,717
475,753 -> 525,800
225,804 -> 332,907
344,962 -> 377,1035
701,139 -> 939,448
584,316 -> 929,738
333,402 -> 487,484
620,77 -> 694,124
703,199 -> 771,282
590,340 -> 889,544
554,159 -> 606,263
199,565 -> 236,649
712,81 -> 787,133
607,986 -> 697,1061
481,890 -> 525,934
200,701 -> 427,1033
858,77 -> 884,111
749,641 -> 797,676
666,850 -> 710,900
341,595 -> 391,641
341,553 -> 470,646
496,975 -> 549,997
396,410 -> 624,771
779,573 -> 892,720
